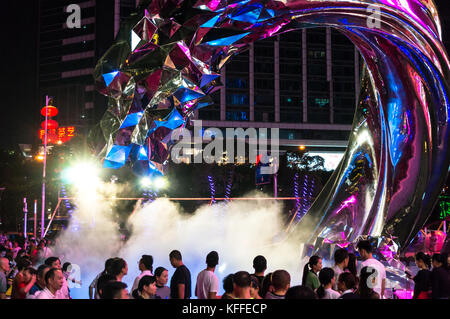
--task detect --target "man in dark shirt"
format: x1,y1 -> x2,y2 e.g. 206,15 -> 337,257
337,272 -> 359,299
169,250 -> 191,299
252,255 -> 267,288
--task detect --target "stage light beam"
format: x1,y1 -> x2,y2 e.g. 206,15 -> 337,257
153,177 -> 168,190
140,177 -> 152,188
61,162 -> 100,188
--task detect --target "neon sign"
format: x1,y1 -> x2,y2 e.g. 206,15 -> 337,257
39,126 -> 76,144
439,195 -> 450,220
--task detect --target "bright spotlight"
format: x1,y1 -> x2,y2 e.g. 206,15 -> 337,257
62,162 -> 100,187
153,177 -> 168,190
140,177 -> 152,188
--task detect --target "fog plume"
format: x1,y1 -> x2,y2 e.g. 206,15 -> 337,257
52,184 -> 311,298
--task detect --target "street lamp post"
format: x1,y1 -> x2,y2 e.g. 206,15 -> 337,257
41,95 -> 50,239
23,198 -> 27,238
34,199 -> 37,239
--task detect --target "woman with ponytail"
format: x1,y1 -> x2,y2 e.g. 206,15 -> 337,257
409,252 -> 431,299
316,268 -> 340,299
302,256 -> 322,291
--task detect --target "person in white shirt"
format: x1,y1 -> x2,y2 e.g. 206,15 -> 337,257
38,241 -> 53,260
332,248 -> 349,290
131,255 -> 153,295
357,240 -> 386,298
195,251 -> 219,299
11,242 -> 21,260
36,268 -> 65,299
26,265 -> 51,299
316,268 -> 341,299
44,257 -> 70,299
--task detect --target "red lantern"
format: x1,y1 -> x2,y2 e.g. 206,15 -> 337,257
41,119 -> 59,130
41,106 -> 59,117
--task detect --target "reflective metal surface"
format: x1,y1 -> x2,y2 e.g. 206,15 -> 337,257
92,0 -> 450,250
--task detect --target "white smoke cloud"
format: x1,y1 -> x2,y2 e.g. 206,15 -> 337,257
51,182 -> 309,299
121,195 -> 305,297
50,180 -> 122,299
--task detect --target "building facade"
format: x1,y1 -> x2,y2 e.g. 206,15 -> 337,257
38,0 -> 138,132
38,1 -> 359,158
198,28 -> 361,155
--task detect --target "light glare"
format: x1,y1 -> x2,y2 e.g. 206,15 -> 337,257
62,162 -> 100,187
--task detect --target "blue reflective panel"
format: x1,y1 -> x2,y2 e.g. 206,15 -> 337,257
261,9 -> 275,19
120,112 -> 143,129
200,74 -> 220,87
175,88 -> 205,103
103,159 -> 125,169
204,32 -> 250,46
148,162 -> 164,175
229,5 -> 262,24
157,108 -> 185,129
200,15 -> 221,28
103,71 -> 119,87
105,145 -> 132,165
195,99 -> 213,110
138,145 -> 149,161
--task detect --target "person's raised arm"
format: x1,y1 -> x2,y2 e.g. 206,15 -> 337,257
20,275 -> 36,295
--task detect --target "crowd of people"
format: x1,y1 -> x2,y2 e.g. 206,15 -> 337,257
1,232 -> 449,299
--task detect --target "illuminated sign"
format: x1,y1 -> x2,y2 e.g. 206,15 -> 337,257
439,195 -> 450,220
39,126 -> 76,144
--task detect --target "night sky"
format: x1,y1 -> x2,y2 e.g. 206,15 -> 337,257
0,1 -> 449,148
0,1 -> 39,148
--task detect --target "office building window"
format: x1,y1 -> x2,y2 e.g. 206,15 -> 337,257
226,77 -> 248,89
227,94 -> 249,105
226,111 -> 249,121
307,28 -> 329,124
280,30 -> 302,123
198,91 -> 220,120
332,29 -> 355,124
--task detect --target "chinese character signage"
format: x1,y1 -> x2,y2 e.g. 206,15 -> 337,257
39,126 -> 76,144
